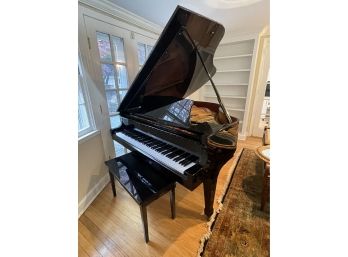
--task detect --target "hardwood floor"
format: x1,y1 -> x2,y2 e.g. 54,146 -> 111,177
78,137 -> 262,257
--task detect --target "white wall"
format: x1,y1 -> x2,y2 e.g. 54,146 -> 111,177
78,0 -> 161,217
78,133 -> 109,216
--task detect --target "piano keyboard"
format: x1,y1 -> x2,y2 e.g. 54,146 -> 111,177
115,130 -> 199,174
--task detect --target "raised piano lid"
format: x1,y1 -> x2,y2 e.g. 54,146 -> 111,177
118,6 -> 225,128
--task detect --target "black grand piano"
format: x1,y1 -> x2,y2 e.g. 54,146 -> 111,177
111,6 -> 239,218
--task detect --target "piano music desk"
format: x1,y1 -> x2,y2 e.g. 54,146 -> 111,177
105,152 -> 176,243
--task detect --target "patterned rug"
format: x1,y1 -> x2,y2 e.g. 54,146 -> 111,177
199,148 -> 270,257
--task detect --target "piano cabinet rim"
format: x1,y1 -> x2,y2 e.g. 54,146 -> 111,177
192,100 -> 239,126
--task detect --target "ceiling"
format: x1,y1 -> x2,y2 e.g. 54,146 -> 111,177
107,0 -> 269,34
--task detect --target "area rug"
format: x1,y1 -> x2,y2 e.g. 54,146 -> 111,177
198,148 -> 270,257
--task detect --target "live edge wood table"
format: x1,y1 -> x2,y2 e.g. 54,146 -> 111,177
105,152 -> 176,243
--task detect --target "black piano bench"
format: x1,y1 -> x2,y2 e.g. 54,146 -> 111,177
105,152 -> 176,243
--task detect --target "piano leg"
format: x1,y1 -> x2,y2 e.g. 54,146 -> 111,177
203,147 -> 236,219
140,204 -> 149,243
203,177 -> 217,218
170,186 -> 176,219
108,170 -> 116,197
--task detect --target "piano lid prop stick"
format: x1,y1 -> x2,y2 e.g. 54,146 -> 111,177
181,27 -> 233,124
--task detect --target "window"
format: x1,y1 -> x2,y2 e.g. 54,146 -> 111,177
78,60 -> 95,137
96,32 -> 130,156
137,43 -> 153,69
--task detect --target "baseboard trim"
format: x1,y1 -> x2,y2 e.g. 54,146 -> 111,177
78,173 -> 110,218
238,133 -> 247,140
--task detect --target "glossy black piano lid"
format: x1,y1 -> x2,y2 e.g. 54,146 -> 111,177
118,6 -> 225,125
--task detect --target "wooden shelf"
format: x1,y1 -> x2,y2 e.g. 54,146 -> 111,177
205,38 -> 255,136
214,54 -> 252,60
227,107 -> 245,112
205,83 -> 249,86
204,94 -> 246,99
216,69 -> 250,73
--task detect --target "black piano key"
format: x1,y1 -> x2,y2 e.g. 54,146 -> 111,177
122,130 -> 200,169
157,145 -> 169,152
166,149 -> 179,158
179,154 -> 197,166
174,152 -> 190,162
180,159 -> 193,166
167,150 -> 182,158
153,143 -> 166,149
150,142 -> 161,148
173,153 -> 184,162
165,148 -> 178,156
162,147 -> 175,154
179,158 -> 189,165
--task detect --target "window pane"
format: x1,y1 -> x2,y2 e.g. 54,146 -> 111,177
146,45 -> 153,56
101,64 -> 116,89
78,82 -> 85,104
119,90 -> 127,102
96,32 -> 112,62
114,141 -> 126,157
78,83 -> 90,132
110,115 -> 121,128
106,90 -> 118,115
137,43 -> 146,66
116,64 -> 128,89
78,104 -> 90,131
111,36 -> 126,63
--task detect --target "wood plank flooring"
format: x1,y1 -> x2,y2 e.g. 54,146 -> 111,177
79,137 -> 262,257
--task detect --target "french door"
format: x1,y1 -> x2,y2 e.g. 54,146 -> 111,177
84,16 -> 157,157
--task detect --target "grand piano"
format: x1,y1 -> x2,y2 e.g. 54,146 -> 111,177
111,6 -> 239,218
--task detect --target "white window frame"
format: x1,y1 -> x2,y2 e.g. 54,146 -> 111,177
78,56 -> 96,138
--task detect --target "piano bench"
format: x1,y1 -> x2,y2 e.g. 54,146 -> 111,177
105,152 -> 176,243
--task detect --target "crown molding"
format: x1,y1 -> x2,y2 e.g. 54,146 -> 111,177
79,0 -> 163,35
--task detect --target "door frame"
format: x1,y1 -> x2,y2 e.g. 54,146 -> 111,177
250,35 -> 270,137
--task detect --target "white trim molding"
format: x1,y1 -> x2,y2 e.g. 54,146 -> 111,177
78,129 -> 101,145
78,173 -> 110,217
238,132 -> 247,140
79,0 -> 163,34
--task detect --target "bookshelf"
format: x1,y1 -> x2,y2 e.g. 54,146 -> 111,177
203,38 -> 256,136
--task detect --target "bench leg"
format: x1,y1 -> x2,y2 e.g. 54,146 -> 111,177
170,186 -> 176,219
108,170 -> 116,197
140,205 -> 149,243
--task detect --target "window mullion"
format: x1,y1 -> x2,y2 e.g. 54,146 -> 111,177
108,34 -> 120,90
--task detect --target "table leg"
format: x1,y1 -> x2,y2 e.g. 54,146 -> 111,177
261,163 -> 270,211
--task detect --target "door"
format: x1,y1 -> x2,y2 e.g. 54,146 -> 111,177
85,16 -> 134,158
134,33 -> 156,70
84,16 -> 157,157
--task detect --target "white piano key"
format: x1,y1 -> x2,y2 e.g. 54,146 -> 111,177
116,132 -> 195,174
